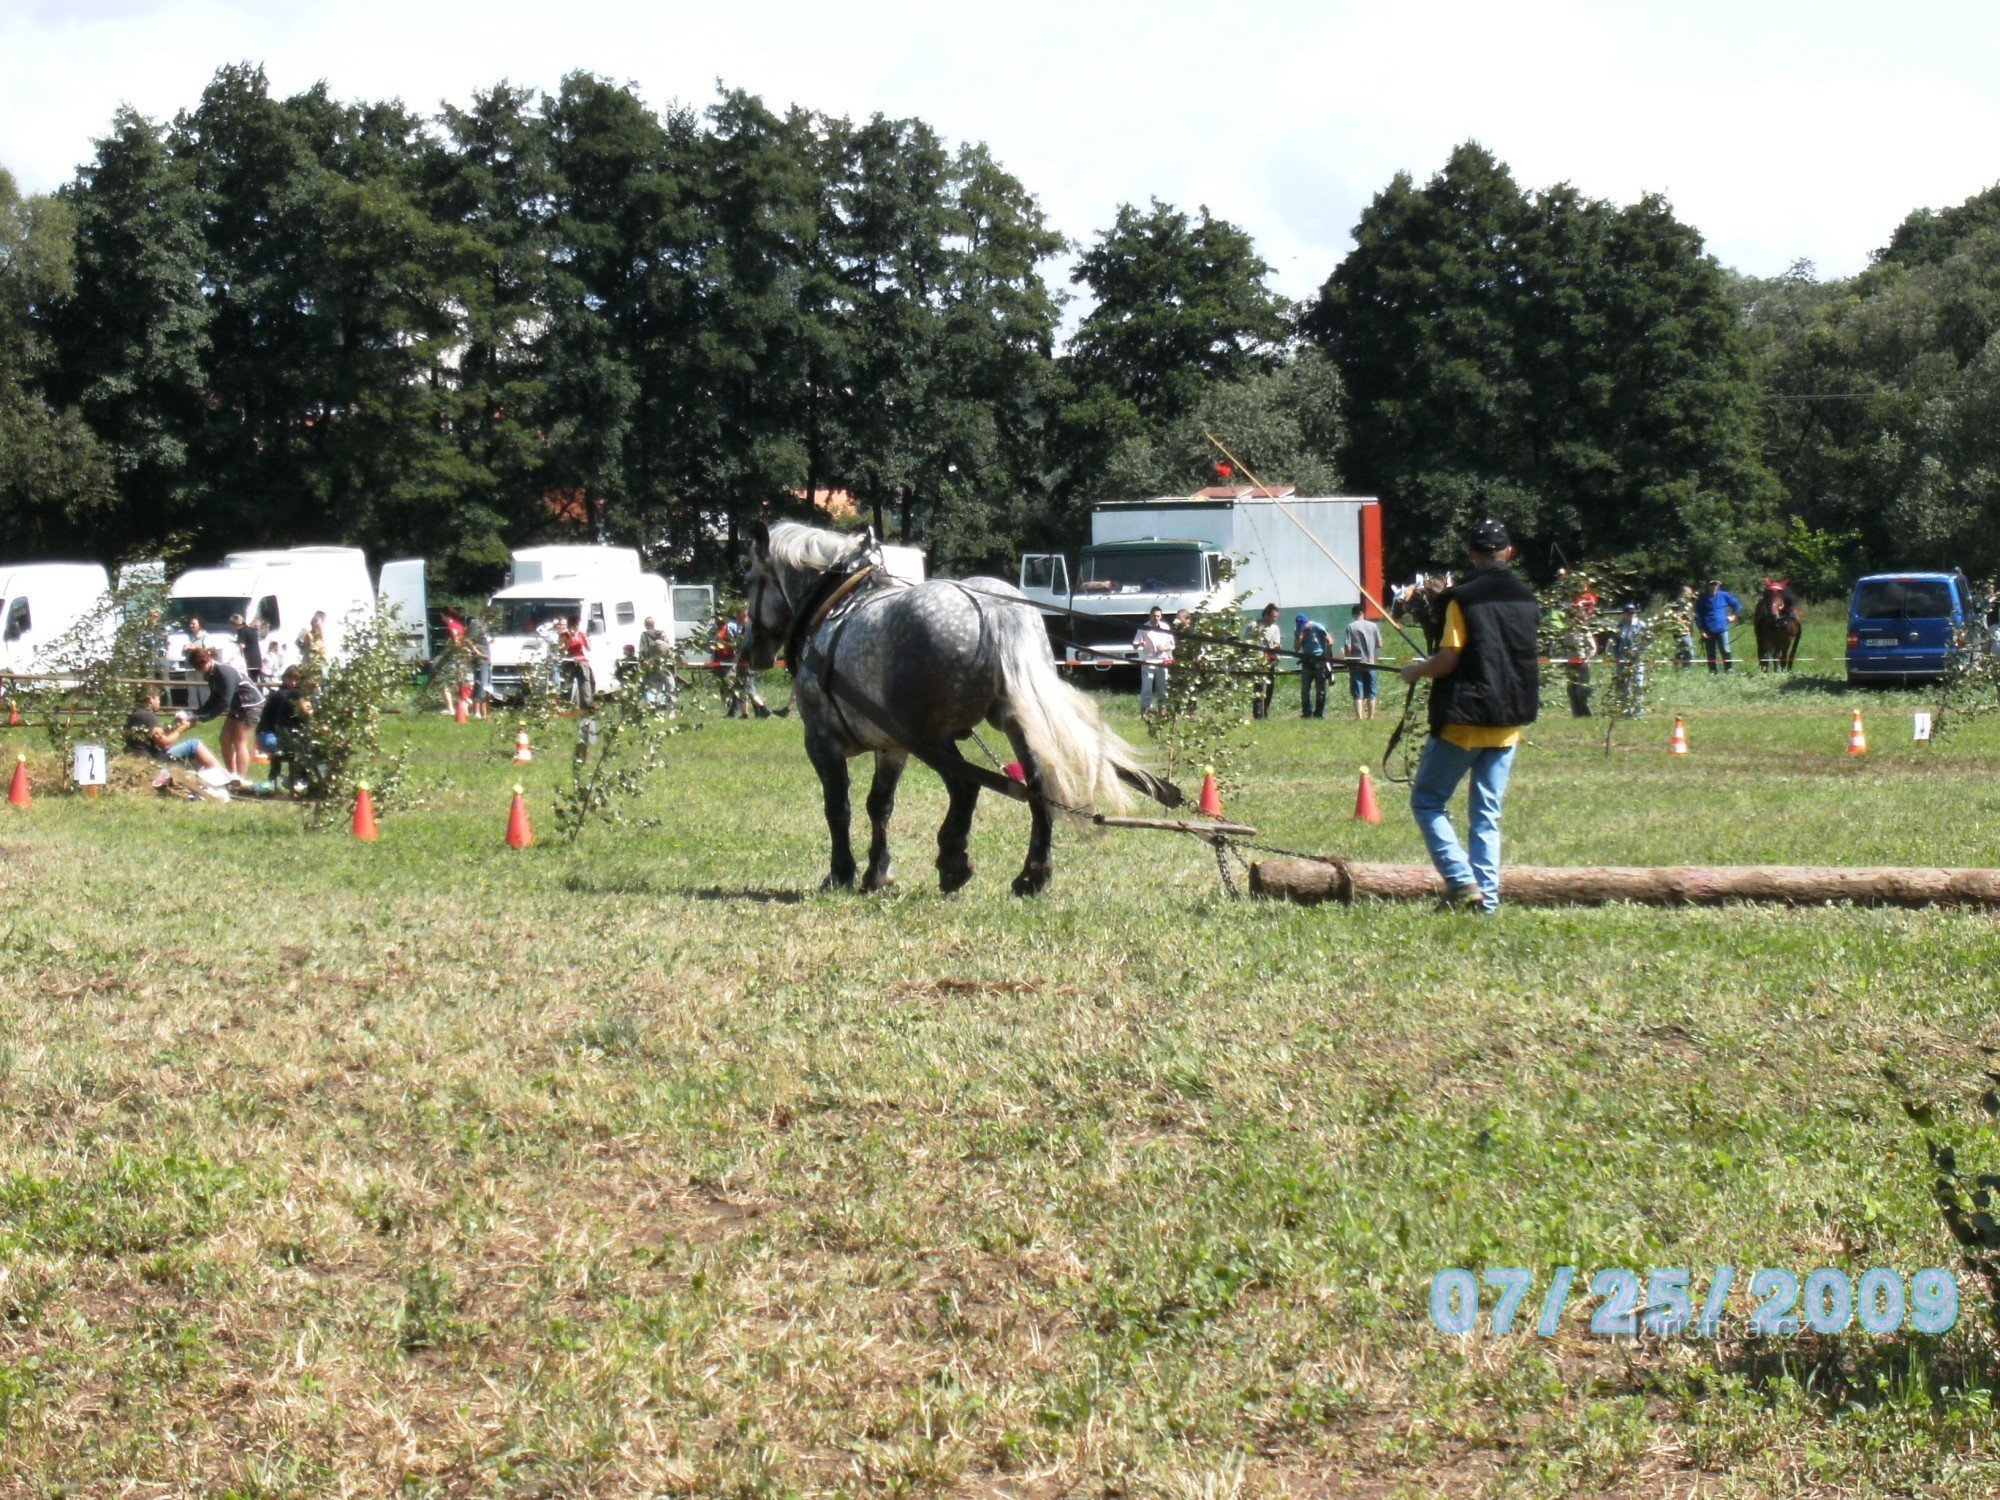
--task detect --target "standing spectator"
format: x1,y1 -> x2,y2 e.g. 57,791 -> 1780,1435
125,690 -> 221,771
185,645 -> 265,778
438,606 -> 469,713
1697,579 -> 1741,673
1294,612 -> 1334,718
234,613 -> 263,677
1563,614 -> 1595,718
638,615 -> 676,713
296,611 -> 330,685
1398,518 -> 1540,913
1251,603 -> 1280,719
1343,603 -> 1382,721
464,611 -> 492,718
1669,585 -> 1697,668
1613,602 -> 1648,715
559,615 -> 596,711
724,605 -> 770,719
1133,606 -> 1174,716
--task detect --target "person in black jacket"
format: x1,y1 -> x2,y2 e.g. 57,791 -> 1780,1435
186,644 -> 265,778
1397,518 -> 1540,912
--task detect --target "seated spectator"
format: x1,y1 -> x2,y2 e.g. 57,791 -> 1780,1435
256,667 -> 314,779
125,690 -> 222,770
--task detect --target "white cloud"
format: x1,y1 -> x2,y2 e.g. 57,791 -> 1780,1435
4,0 -> 1999,304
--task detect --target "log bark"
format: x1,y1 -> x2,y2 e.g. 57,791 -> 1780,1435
1248,856 -> 2000,910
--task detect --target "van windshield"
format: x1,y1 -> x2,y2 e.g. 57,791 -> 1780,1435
170,597 -> 253,631
495,599 -> 585,635
1854,579 -> 1955,620
1078,549 -> 1203,593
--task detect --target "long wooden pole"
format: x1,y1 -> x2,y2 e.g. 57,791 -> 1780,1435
1249,856 -> 2000,910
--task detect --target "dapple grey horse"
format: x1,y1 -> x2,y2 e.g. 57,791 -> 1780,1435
742,521 -> 1180,895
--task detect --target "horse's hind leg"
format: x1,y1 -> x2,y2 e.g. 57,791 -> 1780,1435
863,750 -> 906,892
1003,725 -> 1054,897
930,742 -> 981,893
806,735 -> 858,890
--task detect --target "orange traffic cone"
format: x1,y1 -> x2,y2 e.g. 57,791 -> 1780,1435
7,755 -> 28,809
1353,765 -> 1381,824
1847,709 -> 1868,756
454,684 -> 469,724
1669,716 -> 1690,756
513,726 -> 533,764
5,696 -> 18,726
351,782 -> 379,841
506,785 -> 533,849
1197,766 -> 1223,818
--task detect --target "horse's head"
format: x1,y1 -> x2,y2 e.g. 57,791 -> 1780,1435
743,520 -> 870,670
742,521 -> 792,671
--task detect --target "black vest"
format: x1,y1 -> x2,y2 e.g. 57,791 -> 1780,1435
1429,562 -> 1540,734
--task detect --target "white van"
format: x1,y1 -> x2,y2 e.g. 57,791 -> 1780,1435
0,563 -> 115,678
166,548 -> 427,699
487,546 -> 711,699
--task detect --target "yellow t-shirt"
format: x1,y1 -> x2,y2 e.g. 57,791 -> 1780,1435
1436,600 -> 1523,750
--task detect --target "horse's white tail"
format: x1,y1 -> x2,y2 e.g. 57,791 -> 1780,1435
993,612 -> 1181,815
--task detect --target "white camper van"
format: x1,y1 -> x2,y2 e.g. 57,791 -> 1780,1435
166,548 -> 427,700
488,546 -> 710,699
0,563 -> 115,678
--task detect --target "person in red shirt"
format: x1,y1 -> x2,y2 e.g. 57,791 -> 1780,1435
559,616 -> 596,711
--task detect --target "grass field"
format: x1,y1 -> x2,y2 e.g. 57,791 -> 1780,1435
6,617 -> 2000,1497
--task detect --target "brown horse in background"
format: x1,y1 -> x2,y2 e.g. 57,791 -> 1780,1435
1754,581 -> 1803,671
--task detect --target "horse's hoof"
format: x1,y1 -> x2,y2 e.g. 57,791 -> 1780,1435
821,872 -> 856,893
937,858 -> 974,894
1011,864 -> 1051,898
862,867 -> 896,893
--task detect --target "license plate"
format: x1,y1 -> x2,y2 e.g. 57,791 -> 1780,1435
1865,637 -> 1896,647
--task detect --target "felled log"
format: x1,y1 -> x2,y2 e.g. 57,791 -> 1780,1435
1248,856 -> 2000,910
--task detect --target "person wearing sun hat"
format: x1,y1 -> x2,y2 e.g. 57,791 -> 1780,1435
1397,517 -> 1541,912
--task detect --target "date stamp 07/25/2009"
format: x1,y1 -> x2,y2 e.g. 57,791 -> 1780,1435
1429,1266 -> 1960,1339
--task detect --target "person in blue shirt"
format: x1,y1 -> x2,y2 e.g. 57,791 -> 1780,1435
1294,611 -> 1335,718
1696,579 -> 1741,673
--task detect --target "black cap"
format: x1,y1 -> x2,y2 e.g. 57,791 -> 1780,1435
1467,517 -> 1511,552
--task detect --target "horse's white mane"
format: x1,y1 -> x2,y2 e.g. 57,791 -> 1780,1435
764,521 -> 864,574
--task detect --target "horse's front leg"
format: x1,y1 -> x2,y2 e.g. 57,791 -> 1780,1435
1005,727 -> 1054,897
805,735 -> 858,891
862,751 -> 907,892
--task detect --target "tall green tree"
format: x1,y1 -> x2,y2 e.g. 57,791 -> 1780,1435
50,108 -> 211,555
1306,142 -> 1776,580
1069,199 -> 1288,422
0,165 -> 116,555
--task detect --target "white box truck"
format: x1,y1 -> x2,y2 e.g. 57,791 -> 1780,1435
487,545 -> 712,699
0,562 -> 116,678
1018,488 -> 1384,667
166,547 -> 428,700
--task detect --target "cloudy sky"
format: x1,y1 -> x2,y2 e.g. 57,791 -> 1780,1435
5,0 -> 1999,305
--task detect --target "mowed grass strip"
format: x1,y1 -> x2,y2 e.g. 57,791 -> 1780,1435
3,625 -> 2000,1497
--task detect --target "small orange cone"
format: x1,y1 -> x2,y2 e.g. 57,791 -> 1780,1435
513,726 -> 533,764
351,782 -> 378,841
1669,716 -> 1689,756
1197,765 -> 1223,818
1847,709 -> 1868,757
7,755 -> 28,809
5,696 -> 18,726
1353,765 -> 1381,824
454,684 -> 469,724
506,785 -> 533,849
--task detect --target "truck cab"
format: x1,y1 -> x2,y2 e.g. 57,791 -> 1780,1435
1020,539 -> 1224,667
1846,571 -> 1973,684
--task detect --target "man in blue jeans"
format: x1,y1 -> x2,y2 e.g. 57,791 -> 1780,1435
1696,578 -> 1741,672
1398,518 -> 1541,912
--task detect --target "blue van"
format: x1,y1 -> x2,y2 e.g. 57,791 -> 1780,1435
1846,572 -> 1973,684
